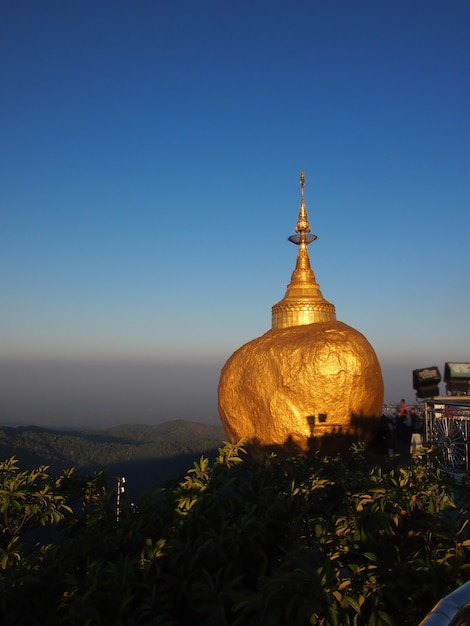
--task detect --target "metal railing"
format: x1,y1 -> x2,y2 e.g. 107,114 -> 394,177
423,400 -> 470,472
419,580 -> 470,625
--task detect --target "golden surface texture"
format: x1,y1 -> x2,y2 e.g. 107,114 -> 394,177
218,321 -> 384,454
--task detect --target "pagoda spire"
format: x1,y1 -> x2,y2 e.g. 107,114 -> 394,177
271,171 -> 336,329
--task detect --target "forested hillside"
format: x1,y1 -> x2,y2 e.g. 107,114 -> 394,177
0,420 -> 226,496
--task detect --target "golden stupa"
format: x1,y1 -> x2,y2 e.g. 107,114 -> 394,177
218,171 -> 384,455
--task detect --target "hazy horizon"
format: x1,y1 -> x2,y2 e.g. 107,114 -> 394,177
0,355 -> 455,430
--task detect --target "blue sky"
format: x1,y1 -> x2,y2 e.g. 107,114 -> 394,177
1,0 -> 469,427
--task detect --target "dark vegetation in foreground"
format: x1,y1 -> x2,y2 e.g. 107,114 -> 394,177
2,439 -> 470,625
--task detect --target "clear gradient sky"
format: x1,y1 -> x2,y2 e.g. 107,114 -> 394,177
1,1 -> 469,428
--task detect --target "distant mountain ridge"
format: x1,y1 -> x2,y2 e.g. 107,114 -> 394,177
95,419 -> 226,443
0,420 -> 226,495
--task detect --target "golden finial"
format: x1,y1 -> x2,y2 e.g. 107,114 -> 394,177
290,170 -> 314,242
272,170 -> 336,329
299,170 -> 307,227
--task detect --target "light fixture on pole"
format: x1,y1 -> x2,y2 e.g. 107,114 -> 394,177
444,362 -> 470,396
412,366 -> 441,399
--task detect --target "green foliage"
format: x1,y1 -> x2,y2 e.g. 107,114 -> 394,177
1,444 -> 470,625
0,456 -> 73,569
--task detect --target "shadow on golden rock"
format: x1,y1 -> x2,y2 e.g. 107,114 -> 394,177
306,413 -> 383,457
237,413 -> 384,460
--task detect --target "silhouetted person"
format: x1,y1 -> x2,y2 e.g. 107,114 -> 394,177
384,412 -> 397,455
409,407 -> 421,433
396,409 -> 412,457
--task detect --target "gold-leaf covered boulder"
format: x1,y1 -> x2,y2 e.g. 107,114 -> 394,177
218,321 -> 384,454
218,171 -> 384,455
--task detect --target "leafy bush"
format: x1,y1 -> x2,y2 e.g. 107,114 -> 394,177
1,443 -> 470,624
0,456 -> 73,569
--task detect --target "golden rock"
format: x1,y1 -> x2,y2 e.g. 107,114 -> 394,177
218,321 -> 383,454
218,172 -> 384,454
